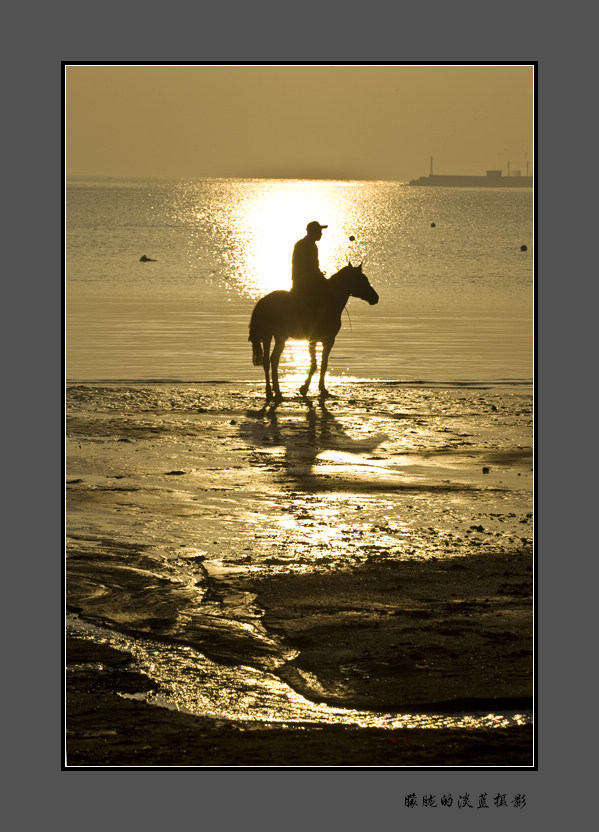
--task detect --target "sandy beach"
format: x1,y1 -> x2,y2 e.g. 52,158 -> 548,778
66,379 -> 533,767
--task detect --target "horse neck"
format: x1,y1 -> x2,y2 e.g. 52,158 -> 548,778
326,270 -> 353,311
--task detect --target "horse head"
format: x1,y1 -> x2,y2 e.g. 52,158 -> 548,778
347,261 -> 379,306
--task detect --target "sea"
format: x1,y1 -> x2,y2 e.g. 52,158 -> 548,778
66,177 -> 533,385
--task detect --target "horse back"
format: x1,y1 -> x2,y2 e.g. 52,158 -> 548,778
252,289 -> 293,321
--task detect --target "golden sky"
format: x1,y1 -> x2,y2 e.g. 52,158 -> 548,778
65,64 -> 534,181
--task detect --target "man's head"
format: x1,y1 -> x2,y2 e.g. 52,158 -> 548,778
306,221 -> 327,240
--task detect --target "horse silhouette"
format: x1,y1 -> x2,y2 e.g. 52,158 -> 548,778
248,263 -> 379,403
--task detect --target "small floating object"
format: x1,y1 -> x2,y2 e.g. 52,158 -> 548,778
482,466 -> 490,474
349,235 -> 355,241
139,254 -> 157,262
520,244 -> 527,251
431,222 -> 436,227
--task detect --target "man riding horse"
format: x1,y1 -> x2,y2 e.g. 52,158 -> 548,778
291,221 -> 330,329
249,249 -> 378,402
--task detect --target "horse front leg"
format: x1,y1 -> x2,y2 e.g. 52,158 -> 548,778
318,339 -> 334,399
270,337 -> 285,403
262,337 -> 273,402
299,341 -> 318,397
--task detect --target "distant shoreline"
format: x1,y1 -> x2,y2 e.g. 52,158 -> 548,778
409,174 -> 533,188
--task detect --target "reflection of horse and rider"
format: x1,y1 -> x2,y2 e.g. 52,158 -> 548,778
241,397 -> 388,487
249,221 -> 379,403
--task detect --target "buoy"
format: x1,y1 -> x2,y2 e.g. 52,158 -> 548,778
520,244 -> 527,251
349,235 -> 355,241
431,222 -> 436,228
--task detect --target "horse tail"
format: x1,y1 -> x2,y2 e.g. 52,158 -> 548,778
251,338 -> 263,366
249,304 -> 264,366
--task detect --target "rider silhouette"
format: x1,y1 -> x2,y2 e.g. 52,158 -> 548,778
291,222 -> 329,324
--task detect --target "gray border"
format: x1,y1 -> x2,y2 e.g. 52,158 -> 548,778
13,3 -> 584,828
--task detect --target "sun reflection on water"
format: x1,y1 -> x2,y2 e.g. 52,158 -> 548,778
166,178 -> 404,380
210,179 -> 375,298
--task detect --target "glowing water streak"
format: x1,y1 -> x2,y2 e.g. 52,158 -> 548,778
67,615 -> 531,731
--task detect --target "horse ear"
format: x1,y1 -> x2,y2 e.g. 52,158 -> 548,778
358,261 -> 363,270
348,259 -> 352,267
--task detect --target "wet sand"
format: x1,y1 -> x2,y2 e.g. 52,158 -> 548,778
65,380 -> 533,767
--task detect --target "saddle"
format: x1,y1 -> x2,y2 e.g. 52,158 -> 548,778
289,289 -> 331,339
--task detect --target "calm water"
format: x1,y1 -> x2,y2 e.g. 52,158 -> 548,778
66,177 -> 533,385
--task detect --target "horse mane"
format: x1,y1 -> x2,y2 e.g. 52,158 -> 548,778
327,262 -> 360,287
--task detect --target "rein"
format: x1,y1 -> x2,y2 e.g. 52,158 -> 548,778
327,267 -> 359,331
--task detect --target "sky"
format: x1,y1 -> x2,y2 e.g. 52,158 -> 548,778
65,64 -> 534,182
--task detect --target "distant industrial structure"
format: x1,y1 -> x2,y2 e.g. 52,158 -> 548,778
409,157 -> 533,188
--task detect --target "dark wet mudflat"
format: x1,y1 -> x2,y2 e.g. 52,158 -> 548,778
234,551 -> 532,712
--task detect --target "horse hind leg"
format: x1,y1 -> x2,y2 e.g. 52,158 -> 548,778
299,341 -> 318,397
270,337 -> 285,403
261,337 -> 274,402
